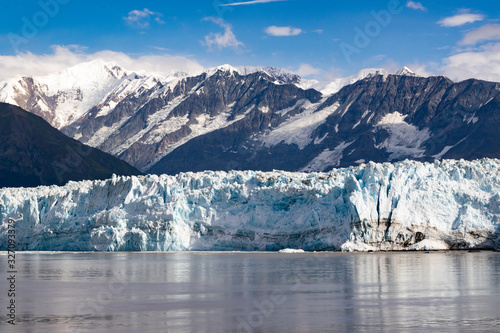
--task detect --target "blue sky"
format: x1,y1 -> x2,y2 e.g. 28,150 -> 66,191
0,0 -> 499,81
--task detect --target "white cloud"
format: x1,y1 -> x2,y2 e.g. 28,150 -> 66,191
366,54 -> 387,63
220,0 -> 287,6
440,43 -> 500,82
0,45 -> 205,81
406,1 -> 426,11
459,24 -> 500,45
295,63 -> 322,77
202,17 -> 244,50
437,12 -> 485,27
124,8 -> 165,29
265,26 -> 302,37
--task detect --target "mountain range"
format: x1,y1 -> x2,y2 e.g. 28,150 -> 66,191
1,60 -> 499,178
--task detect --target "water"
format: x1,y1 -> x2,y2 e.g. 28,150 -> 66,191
1,251 -> 500,333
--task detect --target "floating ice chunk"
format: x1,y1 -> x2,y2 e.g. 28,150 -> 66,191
279,249 -> 305,253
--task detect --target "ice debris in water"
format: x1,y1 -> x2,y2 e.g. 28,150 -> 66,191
279,249 -> 305,253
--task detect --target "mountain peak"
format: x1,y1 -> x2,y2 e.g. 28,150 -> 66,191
236,66 -> 300,83
305,68 -> 388,96
205,64 -> 239,76
202,64 -> 301,85
0,59 -> 142,129
396,66 -> 416,76
52,59 -> 131,81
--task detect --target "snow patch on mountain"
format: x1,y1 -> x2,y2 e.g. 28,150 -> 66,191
375,112 -> 431,160
143,103 -> 254,170
260,99 -> 336,149
353,110 -> 372,129
301,141 -> 355,172
0,78 -> 27,105
144,115 -> 190,145
86,116 -> 133,148
46,60 -> 134,123
432,137 -> 469,160
109,94 -> 189,156
95,74 -> 171,118
396,66 -> 416,76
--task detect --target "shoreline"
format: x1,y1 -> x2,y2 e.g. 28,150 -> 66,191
1,248 -> 498,255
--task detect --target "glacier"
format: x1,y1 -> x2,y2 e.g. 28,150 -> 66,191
0,159 -> 499,252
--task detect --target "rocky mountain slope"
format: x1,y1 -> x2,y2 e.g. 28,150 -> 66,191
2,61 -> 499,175
299,74 -> 500,171
0,103 -> 141,188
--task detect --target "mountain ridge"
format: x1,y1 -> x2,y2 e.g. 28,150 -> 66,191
1,60 -> 498,176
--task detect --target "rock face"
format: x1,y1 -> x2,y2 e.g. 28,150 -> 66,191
64,69 -> 500,175
303,75 -> 500,170
147,73 -> 500,174
62,66 -> 323,172
0,159 -> 498,251
0,103 -> 141,188
2,61 -> 500,174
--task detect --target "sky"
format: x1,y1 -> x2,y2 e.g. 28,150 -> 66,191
0,0 -> 499,82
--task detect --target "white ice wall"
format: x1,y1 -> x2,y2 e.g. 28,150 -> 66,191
1,159 -> 499,251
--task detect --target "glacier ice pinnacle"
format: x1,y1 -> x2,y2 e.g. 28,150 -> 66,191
1,159 -> 499,252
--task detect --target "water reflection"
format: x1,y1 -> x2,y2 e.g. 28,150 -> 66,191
0,251 -> 499,332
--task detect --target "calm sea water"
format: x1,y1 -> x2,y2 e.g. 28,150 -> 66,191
1,251 -> 499,333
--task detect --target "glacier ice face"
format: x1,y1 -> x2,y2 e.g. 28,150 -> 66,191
0,159 -> 499,251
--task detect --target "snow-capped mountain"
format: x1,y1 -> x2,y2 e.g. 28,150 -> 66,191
395,66 -> 417,76
2,61 -> 499,176
1,159 -> 499,251
62,66 -> 323,171
0,59 -> 153,128
300,68 -> 389,95
235,65 -> 302,85
147,70 -> 500,174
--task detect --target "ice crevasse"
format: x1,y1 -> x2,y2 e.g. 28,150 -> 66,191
0,159 -> 499,251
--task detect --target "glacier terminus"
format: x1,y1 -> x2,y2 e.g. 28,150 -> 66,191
1,159 -> 499,252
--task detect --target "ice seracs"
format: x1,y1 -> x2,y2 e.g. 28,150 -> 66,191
1,159 -> 498,252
